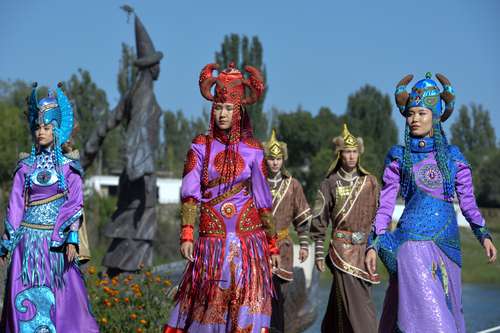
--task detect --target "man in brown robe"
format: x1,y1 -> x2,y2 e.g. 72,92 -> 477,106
310,124 -> 380,333
264,129 -> 312,333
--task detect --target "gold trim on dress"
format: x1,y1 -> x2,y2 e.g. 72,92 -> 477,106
28,192 -> 66,206
181,201 -> 198,226
334,176 -> 367,229
206,181 -> 248,206
20,222 -> 54,230
329,244 -> 380,284
271,177 -> 291,216
276,228 -> 289,242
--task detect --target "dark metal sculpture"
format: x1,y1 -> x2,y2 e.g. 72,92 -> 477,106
81,6 -> 162,276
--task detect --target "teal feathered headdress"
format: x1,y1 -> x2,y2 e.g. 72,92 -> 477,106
26,82 -> 75,191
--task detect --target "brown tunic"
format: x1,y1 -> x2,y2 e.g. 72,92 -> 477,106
310,171 -> 380,283
269,176 -> 311,281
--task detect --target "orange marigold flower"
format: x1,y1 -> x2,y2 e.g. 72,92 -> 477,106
145,271 -> 152,277
103,299 -> 112,308
139,319 -> 147,325
88,266 -> 96,275
163,280 -> 172,287
113,297 -> 120,303
100,318 -> 108,325
130,313 -> 137,320
155,277 -> 162,283
124,297 -> 130,303
136,328 -> 144,333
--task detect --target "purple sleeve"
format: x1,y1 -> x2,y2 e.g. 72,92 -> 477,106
251,149 -> 272,210
51,167 -> 84,247
4,164 -> 27,236
180,143 -> 204,203
373,160 -> 400,235
455,161 -> 485,227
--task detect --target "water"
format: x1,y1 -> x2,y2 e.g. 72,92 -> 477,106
304,277 -> 500,332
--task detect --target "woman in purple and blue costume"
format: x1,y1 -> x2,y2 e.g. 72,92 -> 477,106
365,73 -> 497,333
0,83 -> 99,333
164,63 -> 280,333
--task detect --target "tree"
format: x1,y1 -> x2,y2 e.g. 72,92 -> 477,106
277,107 -> 317,171
0,102 -> 30,184
163,110 -> 192,176
0,80 -> 36,185
162,110 -> 208,176
0,81 -> 34,219
65,69 -> 118,174
117,43 -> 138,97
476,149 -> 500,207
451,104 -> 496,169
344,85 -> 398,177
450,104 -> 497,207
215,34 -> 268,140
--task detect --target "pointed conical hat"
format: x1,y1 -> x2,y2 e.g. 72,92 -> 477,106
133,15 -> 163,68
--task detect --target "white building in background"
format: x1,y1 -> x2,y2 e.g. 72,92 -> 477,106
85,175 -> 182,204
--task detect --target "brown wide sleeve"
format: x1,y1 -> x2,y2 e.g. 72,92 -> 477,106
291,178 -> 312,249
310,178 -> 335,261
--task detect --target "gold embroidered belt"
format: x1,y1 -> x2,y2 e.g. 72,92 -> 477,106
28,192 -> 66,207
20,222 -> 54,230
206,181 -> 248,206
277,228 -> 289,242
333,230 -> 367,245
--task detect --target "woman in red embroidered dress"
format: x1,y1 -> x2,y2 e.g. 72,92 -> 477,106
164,63 -> 280,333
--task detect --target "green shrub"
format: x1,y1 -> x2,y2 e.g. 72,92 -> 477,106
85,266 -> 175,332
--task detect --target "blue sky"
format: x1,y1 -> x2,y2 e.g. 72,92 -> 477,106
1,0 -> 499,138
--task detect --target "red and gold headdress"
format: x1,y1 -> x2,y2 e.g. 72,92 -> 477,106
199,62 -> 264,143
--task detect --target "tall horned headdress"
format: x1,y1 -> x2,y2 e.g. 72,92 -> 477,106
199,62 -> 265,142
394,72 -> 455,122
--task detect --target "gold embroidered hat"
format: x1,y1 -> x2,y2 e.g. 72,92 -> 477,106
263,129 -> 288,160
326,124 -> 369,176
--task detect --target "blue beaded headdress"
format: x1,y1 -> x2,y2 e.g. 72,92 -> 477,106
27,82 -> 74,191
394,73 -> 456,200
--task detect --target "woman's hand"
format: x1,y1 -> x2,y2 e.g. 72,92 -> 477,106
66,244 -> 77,262
298,247 -> 309,263
365,249 -> 378,276
483,238 -> 497,263
271,254 -> 281,269
315,259 -> 326,272
180,241 -> 194,262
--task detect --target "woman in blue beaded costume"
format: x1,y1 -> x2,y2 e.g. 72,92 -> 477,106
365,73 -> 497,332
0,83 -> 99,332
